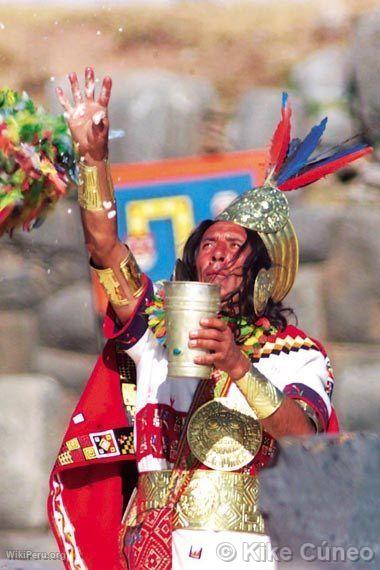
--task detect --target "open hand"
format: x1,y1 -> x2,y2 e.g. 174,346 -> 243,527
56,67 -> 111,162
189,317 -> 250,380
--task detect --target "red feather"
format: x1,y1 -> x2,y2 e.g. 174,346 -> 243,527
267,94 -> 292,176
278,146 -> 372,191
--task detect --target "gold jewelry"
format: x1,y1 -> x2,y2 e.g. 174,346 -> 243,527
77,160 -> 115,211
294,399 -> 323,433
187,397 -> 262,471
236,366 -> 284,420
119,250 -> 144,299
91,265 -> 131,307
132,469 -> 265,534
253,267 -> 275,316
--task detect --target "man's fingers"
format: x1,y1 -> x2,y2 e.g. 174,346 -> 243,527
98,76 -> 112,107
189,339 -> 220,352
189,328 -> 223,342
194,353 -> 222,366
56,87 -> 73,114
69,72 -> 84,106
84,67 -> 95,101
199,317 -> 228,331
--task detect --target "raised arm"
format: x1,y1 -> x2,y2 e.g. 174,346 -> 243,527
57,67 -> 144,324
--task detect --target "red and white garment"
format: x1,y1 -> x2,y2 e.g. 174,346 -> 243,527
48,277 -> 339,570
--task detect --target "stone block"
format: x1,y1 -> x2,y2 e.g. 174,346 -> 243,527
230,87 -> 307,151
37,281 -> 99,353
286,263 -> 327,341
34,347 -> 97,392
330,344 -> 380,432
38,281 -> 99,354
260,433 -> 380,568
352,12 -> 380,144
0,529 -> 60,565
0,249 -> 50,310
291,205 -> 343,263
0,312 -> 39,374
15,199 -> 85,254
323,207 -> 380,343
291,46 -> 353,145
46,70 -> 219,163
0,375 -> 75,529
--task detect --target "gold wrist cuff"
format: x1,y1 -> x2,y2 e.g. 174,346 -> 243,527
78,160 -> 115,211
119,250 -> 144,299
236,366 -> 284,420
294,399 -> 323,433
92,265 -> 131,307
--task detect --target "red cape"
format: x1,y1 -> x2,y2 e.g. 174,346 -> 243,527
47,340 -> 135,570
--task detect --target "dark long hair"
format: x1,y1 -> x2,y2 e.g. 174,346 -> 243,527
174,219 -> 295,330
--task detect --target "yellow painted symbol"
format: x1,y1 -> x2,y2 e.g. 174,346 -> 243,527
126,195 -> 194,255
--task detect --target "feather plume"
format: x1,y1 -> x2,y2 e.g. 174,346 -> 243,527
286,137 -> 302,160
276,117 -> 328,185
266,92 -> 292,177
278,145 -> 372,191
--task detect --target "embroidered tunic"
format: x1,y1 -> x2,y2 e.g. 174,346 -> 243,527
105,279 -> 334,569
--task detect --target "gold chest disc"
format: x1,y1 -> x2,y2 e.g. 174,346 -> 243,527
187,397 -> 262,471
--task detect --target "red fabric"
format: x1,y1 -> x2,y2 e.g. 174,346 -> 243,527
123,506 -> 173,570
47,341 -> 133,570
327,407 -> 340,433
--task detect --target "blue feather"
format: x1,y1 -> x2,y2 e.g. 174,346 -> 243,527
299,142 -> 368,173
276,117 -> 328,185
286,137 -> 302,159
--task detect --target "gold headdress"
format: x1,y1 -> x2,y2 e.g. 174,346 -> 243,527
217,93 -> 372,315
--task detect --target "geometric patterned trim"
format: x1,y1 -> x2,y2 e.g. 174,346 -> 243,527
251,334 -> 318,362
51,474 -> 86,570
116,343 -> 137,427
57,427 -> 134,468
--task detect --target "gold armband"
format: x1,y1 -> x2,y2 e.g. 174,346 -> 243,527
91,250 -> 144,307
294,400 -> 323,433
91,265 -> 131,307
119,250 -> 144,298
236,366 -> 284,420
78,160 -> 115,211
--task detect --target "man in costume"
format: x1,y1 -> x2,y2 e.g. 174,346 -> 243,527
48,68 -> 371,570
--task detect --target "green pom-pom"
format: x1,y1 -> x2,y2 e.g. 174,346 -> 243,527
0,88 -> 77,236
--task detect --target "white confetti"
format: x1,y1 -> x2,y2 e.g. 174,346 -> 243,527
93,110 -> 106,125
107,210 -> 116,219
96,30 -> 101,36
67,208 -> 72,214
73,103 -> 86,119
0,23 -> 5,30
103,200 -> 113,210
118,27 -> 123,32
50,76 -> 55,82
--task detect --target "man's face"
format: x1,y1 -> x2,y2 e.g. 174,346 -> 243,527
195,221 -> 252,299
